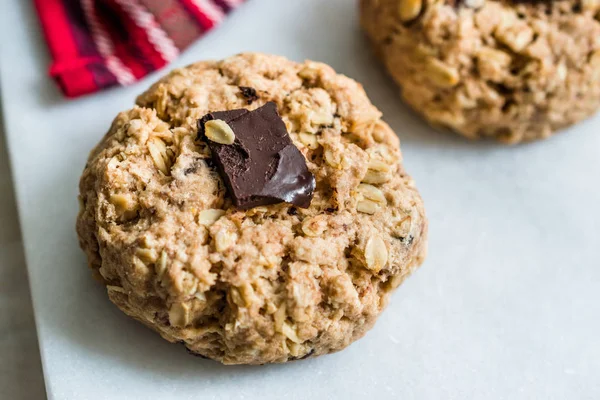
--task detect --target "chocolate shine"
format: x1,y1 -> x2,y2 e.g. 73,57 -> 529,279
198,102 -> 316,210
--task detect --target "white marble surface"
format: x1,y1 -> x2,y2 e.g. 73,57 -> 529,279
1,0 -> 600,399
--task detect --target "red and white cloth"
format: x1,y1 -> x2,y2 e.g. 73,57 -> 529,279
34,0 -> 245,98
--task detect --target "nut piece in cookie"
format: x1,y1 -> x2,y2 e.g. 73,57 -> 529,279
204,119 -> 236,145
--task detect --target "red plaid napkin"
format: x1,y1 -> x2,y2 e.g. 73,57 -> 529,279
34,0 -> 244,98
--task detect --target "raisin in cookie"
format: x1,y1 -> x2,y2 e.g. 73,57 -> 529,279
76,53 -> 427,365
361,0 -> 600,143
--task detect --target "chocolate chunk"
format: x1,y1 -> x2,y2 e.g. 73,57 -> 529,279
184,158 -> 213,175
239,86 -> 259,104
198,102 -> 315,210
184,166 -> 197,175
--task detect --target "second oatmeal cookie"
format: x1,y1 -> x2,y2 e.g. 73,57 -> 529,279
361,0 -> 600,143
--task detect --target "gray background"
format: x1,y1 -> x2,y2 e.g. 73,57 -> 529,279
0,109 -> 46,399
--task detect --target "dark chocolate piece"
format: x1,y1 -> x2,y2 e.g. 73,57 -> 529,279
239,86 -> 259,104
197,102 -> 315,210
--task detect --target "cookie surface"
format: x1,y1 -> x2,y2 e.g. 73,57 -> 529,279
361,0 -> 600,143
76,53 -> 427,365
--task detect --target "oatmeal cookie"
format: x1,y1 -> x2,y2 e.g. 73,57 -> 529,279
76,53 -> 427,365
360,0 -> 600,143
